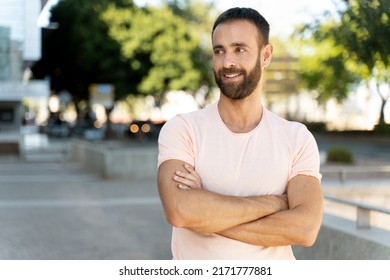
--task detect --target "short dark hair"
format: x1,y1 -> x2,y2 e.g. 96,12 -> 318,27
212,7 -> 270,46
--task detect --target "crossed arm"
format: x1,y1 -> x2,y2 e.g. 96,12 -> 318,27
157,159 -> 323,247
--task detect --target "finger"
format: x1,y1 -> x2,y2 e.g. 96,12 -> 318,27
178,184 -> 190,190
173,175 -> 196,187
184,164 -> 198,176
182,166 -> 201,182
181,165 -> 202,189
175,170 -> 197,181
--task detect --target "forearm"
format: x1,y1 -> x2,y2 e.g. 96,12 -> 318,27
159,160 -> 288,233
218,208 -> 315,247
166,187 -> 287,233
219,175 -> 324,247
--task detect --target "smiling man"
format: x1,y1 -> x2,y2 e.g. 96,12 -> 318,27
157,7 -> 323,260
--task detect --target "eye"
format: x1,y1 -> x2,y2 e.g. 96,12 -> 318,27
213,48 -> 224,55
236,47 -> 245,53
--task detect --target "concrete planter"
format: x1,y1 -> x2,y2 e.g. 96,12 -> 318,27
71,139 -> 158,179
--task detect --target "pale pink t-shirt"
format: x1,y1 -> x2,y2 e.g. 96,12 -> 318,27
158,102 -> 322,260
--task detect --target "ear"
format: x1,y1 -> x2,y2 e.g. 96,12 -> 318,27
262,44 -> 273,67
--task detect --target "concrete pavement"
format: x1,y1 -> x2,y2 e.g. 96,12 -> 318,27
0,133 -> 389,260
0,142 -> 172,260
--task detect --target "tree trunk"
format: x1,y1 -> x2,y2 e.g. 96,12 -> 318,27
376,82 -> 389,125
379,99 -> 386,124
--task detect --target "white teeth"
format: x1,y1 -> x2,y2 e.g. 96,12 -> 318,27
225,73 -> 240,78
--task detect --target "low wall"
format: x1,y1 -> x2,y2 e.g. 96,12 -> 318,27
71,139 -> 158,179
293,213 -> 390,259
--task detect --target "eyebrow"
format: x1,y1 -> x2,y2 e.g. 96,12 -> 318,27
213,42 -> 250,50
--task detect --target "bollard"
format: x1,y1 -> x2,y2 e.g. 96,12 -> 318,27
357,207 -> 371,229
339,168 -> 347,184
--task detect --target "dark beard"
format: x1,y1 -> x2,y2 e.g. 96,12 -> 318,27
214,57 -> 262,100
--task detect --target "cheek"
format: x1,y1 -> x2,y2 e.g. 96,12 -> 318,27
212,60 -> 223,74
213,56 -> 222,67
237,53 -> 257,68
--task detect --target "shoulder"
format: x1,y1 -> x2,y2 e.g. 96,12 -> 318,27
263,108 -> 314,142
264,108 -> 307,131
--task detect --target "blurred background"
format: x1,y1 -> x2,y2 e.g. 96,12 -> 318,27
0,0 -> 389,141
0,0 -> 389,260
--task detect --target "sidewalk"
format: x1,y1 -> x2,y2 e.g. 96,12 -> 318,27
0,136 -> 389,259
0,142 -> 172,260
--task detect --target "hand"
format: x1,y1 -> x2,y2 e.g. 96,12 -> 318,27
173,164 -> 202,190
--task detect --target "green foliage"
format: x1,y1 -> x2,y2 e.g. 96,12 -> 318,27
293,32 -> 360,103
32,0 -> 135,101
374,123 -> 390,136
102,2 -> 214,97
104,6 -> 190,95
336,0 -> 390,71
303,122 -> 327,133
335,0 -> 390,124
294,0 -> 390,123
326,146 -> 354,163
32,0 -> 215,102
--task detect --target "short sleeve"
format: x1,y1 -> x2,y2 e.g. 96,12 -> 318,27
289,127 -> 322,182
157,115 -> 195,168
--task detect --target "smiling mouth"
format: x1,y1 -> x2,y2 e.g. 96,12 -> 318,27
224,73 -> 240,78
223,72 -> 243,80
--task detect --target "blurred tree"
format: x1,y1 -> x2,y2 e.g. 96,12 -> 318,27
32,0 -> 215,106
102,0 -> 215,102
297,0 -> 390,124
32,0 -> 136,104
293,25 -> 360,103
335,0 -> 390,125
165,0 -> 217,101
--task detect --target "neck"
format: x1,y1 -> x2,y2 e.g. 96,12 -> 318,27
218,90 -> 263,133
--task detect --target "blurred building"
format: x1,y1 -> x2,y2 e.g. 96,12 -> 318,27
0,0 -> 50,153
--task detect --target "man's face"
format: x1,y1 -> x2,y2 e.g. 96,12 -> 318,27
213,53 -> 262,100
212,20 -> 263,100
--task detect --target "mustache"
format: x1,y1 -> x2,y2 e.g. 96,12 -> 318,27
218,67 -> 245,76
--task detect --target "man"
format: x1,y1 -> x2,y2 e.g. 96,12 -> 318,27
157,7 -> 323,260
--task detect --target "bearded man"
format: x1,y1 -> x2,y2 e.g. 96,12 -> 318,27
157,7 -> 323,260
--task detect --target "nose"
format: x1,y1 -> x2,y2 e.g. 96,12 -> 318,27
223,52 -> 237,68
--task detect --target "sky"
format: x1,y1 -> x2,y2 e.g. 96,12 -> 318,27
134,0 -> 340,38
213,0 -> 339,38
40,0 -> 339,38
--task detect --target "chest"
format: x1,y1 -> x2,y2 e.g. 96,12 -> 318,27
194,131 -> 292,196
